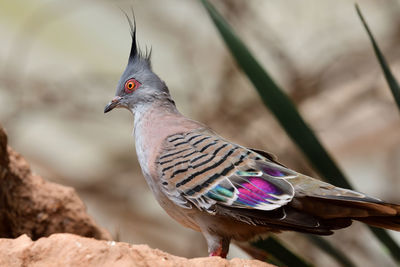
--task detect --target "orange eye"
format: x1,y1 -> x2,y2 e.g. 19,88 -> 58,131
124,78 -> 141,93
127,82 -> 134,89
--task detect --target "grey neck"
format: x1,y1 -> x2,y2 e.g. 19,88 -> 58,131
131,98 -> 182,192
131,97 -> 181,141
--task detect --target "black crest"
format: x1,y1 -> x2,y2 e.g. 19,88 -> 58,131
122,9 -> 151,65
122,8 -> 137,63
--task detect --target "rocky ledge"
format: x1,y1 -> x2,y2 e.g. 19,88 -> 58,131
0,234 -> 270,267
0,125 -> 272,266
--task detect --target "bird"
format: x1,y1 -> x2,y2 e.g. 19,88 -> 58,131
104,16 -> 400,258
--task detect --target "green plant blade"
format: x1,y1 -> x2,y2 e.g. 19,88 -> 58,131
356,4 -> 400,112
251,237 -> 312,267
355,5 -> 400,263
305,236 -> 356,267
200,0 -> 400,264
369,227 -> 400,263
200,0 -> 351,189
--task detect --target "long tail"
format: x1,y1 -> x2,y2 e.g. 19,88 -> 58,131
357,216 -> 400,231
291,174 -> 400,231
217,173 -> 400,235
298,195 -> 400,231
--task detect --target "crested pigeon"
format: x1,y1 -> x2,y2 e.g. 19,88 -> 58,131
104,17 -> 400,258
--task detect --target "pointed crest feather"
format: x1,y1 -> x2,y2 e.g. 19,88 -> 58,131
121,8 -> 137,63
121,8 -> 151,65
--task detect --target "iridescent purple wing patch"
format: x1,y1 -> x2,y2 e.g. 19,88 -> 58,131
263,166 -> 285,177
237,177 -> 282,206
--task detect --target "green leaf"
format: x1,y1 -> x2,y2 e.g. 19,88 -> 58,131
369,227 -> 400,263
355,4 -> 400,262
356,4 -> 400,112
200,0 -> 351,189
305,236 -> 356,267
200,0 -> 400,265
251,237 -> 312,267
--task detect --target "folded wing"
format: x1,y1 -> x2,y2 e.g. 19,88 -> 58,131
157,130 -> 400,233
157,131 -> 295,212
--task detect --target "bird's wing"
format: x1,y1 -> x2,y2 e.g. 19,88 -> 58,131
156,130 -> 296,212
157,131 -> 400,233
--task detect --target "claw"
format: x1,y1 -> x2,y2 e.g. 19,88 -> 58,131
209,242 -> 228,258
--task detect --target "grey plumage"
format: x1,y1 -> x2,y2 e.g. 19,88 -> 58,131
104,15 -> 400,258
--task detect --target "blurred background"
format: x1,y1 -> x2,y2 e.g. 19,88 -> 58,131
1,0 -> 400,266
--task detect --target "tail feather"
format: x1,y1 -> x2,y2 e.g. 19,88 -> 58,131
356,216 -> 400,231
298,196 -> 398,217
288,174 -> 400,232
292,195 -> 400,231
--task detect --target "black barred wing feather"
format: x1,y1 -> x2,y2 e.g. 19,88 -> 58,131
157,131 -> 400,233
156,131 -> 297,213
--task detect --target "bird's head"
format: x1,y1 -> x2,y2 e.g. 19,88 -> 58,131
104,13 -> 170,114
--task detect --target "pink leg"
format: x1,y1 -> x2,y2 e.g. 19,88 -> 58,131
200,226 -> 230,258
208,239 -> 229,258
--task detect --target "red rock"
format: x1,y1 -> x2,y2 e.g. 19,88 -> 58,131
0,125 -> 275,266
0,234 -> 272,267
0,126 -> 111,240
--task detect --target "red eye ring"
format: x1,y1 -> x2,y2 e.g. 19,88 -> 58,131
124,78 -> 141,93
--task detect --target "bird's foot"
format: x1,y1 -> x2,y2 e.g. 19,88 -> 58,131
209,243 -> 227,258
